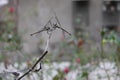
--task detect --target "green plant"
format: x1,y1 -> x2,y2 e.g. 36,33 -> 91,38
0,7 -> 21,51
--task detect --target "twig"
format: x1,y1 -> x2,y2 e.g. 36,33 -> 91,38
17,51 -> 48,80
34,63 -> 42,72
17,33 -> 51,80
0,34 -> 50,80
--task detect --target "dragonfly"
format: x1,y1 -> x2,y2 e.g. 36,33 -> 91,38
30,15 -> 71,36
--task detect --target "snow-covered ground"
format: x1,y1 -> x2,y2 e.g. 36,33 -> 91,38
0,61 -> 120,80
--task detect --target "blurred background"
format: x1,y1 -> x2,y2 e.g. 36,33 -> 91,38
0,0 -> 120,80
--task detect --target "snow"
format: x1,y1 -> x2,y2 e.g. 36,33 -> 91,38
0,61 -> 120,80
0,0 -> 8,7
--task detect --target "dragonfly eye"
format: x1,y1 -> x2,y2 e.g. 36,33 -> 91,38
44,26 -> 50,30
52,24 -> 57,28
47,27 -> 50,30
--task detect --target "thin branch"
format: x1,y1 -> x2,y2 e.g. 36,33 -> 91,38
0,34 -> 50,80
17,51 -> 48,80
17,34 -> 50,80
34,63 -> 42,72
0,71 -> 19,78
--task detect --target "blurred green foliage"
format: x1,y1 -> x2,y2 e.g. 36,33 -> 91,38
0,8 -> 21,51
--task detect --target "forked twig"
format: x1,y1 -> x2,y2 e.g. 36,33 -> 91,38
17,51 -> 48,80
34,63 -> 42,72
17,33 -> 51,80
